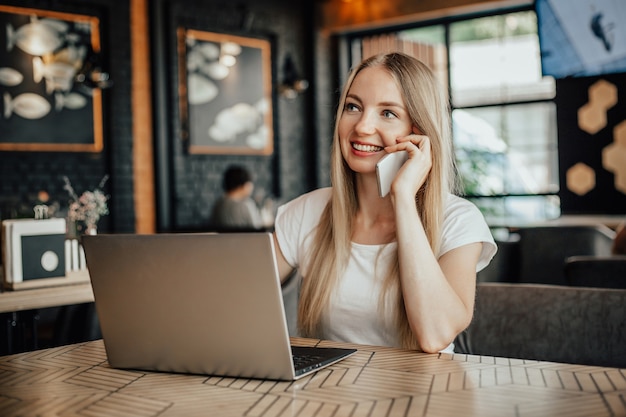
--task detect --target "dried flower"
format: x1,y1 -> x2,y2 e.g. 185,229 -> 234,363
63,175 -> 109,231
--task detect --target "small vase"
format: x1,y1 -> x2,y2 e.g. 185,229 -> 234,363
85,223 -> 98,235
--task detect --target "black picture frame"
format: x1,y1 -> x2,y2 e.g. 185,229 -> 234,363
178,28 -> 273,155
0,5 -> 103,152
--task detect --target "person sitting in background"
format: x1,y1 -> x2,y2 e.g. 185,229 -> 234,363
210,165 -> 263,231
612,222 -> 626,255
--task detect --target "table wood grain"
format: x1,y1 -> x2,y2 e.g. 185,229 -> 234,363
1,338 -> 624,417
0,281 -> 94,313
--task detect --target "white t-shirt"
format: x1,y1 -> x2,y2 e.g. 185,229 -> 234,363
274,187 -> 497,349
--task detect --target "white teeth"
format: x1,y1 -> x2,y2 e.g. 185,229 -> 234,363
352,143 -> 383,152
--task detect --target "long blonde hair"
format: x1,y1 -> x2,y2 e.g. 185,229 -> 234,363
298,52 -> 457,349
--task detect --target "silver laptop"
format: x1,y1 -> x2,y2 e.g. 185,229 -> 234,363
82,232 -> 356,381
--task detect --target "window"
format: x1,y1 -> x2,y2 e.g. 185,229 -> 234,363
345,9 -> 560,225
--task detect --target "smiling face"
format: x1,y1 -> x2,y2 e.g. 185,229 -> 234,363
338,65 -> 413,175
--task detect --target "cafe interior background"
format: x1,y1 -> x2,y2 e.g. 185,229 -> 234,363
1,0 -> 626,352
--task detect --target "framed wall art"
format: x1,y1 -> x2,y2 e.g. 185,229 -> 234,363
0,5 -> 103,152
178,28 -> 273,155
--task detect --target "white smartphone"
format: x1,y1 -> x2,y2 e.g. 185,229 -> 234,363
376,151 -> 409,197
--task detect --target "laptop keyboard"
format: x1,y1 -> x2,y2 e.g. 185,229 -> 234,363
292,352 -> 326,370
291,346 -> 357,375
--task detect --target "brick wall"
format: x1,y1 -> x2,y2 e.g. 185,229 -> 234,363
0,0 -> 319,233
153,0 -> 317,231
0,0 -> 134,233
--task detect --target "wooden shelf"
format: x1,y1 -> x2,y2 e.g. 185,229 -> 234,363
0,279 -> 94,313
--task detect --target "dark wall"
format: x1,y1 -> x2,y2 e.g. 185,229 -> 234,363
0,0 -> 133,233
556,72 -> 626,215
151,0 -> 318,231
0,0 -> 319,233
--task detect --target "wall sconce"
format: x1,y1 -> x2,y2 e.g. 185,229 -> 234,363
74,48 -> 113,94
278,54 -> 308,99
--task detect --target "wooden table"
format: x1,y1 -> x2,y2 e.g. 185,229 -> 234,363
0,282 -> 95,355
1,338 -> 624,417
0,282 -> 94,314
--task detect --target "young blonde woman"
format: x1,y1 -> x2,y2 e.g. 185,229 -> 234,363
273,52 -> 497,353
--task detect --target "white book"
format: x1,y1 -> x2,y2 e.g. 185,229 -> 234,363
2,218 -> 67,283
1,221 -> 13,284
79,244 -> 86,270
65,239 -> 72,274
71,239 -> 79,271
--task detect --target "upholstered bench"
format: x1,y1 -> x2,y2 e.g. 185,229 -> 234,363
455,282 -> 626,368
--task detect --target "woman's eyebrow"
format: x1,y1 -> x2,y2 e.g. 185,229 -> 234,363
345,93 -> 362,103
346,93 -> 405,110
379,101 -> 405,109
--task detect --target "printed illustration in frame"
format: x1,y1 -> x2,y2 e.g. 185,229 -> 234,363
178,28 -> 273,155
0,5 -> 103,152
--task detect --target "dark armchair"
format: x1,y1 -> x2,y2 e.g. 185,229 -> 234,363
517,225 -> 615,285
564,255 -> 626,289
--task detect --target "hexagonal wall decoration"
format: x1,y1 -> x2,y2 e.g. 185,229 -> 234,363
602,121 -> 626,194
588,79 -> 618,108
577,80 -> 617,135
566,162 -> 596,196
578,104 -> 606,135
557,74 -> 626,214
